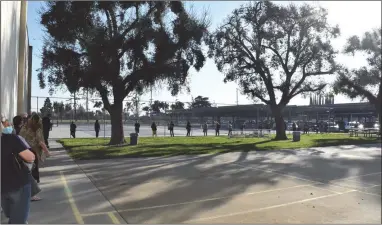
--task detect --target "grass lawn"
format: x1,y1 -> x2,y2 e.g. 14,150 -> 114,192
58,133 -> 381,160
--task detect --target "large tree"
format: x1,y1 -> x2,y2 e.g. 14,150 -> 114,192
333,28 -> 381,128
40,97 -> 53,115
37,1 -> 209,144
150,100 -> 169,113
207,1 -> 339,140
189,95 -> 212,108
171,100 -> 185,110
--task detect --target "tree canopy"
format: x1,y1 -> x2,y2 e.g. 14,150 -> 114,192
40,97 -> 53,115
333,28 -> 381,109
189,95 -> 212,108
37,1 -> 210,144
150,100 -> 169,113
207,1 -> 339,139
170,101 -> 185,110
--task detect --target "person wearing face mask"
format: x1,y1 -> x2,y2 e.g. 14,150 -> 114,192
1,116 -> 36,224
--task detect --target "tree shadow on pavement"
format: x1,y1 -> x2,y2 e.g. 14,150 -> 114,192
71,144 -> 381,223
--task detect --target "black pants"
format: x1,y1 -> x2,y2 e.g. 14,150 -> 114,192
186,129 -> 191,136
169,129 -> 174,137
71,131 -> 76,138
135,128 -> 139,134
228,130 -> 232,136
31,151 -> 40,183
215,129 -> 220,136
203,130 -> 207,136
43,130 -> 49,147
95,130 -> 99,138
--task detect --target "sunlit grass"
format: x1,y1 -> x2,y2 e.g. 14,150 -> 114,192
58,133 -> 381,160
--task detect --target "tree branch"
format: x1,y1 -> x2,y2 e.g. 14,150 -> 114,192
262,45 -> 288,73
96,85 -> 111,110
338,75 -> 378,104
104,9 -> 114,39
291,84 -> 326,98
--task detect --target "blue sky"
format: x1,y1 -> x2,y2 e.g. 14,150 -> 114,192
27,1 -> 381,111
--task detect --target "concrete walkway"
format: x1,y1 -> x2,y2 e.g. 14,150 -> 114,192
27,141 -> 126,224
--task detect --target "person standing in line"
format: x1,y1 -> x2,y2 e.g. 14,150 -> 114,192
292,122 -> 297,131
70,121 -> 77,138
186,121 -> 192,136
228,121 -> 233,137
134,120 -> 140,134
13,116 -> 24,135
151,121 -> 157,137
1,117 -> 36,224
240,122 -> 245,135
42,114 -> 51,148
19,114 -> 50,202
94,120 -> 100,138
202,122 -> 208,136
215,121 -> 221,136
169,121 -> 175,137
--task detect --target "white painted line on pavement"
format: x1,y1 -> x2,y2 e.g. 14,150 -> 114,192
185,190 -> 357,223
329,171 -> 381,181
231,163 -> 358,192
80,183 -> 317,216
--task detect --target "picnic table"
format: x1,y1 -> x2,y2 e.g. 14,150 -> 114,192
362,128 -> 380,137
349,128 -> 359,137
350,128 -> 380,137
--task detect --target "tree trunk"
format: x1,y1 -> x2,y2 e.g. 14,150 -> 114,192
272,106 -> 288,140
108,102 -> 125,145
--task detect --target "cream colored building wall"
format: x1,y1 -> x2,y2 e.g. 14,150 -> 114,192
0,1 -> 29,121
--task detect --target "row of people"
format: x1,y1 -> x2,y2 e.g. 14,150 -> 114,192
133,121 -> 234,137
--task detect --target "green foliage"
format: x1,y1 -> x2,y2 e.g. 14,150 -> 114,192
40,97 -> 53,115
170,101 -> 185,110
189,95 -> 212,108
150,100 -> 169,113
59,134 -> 380,159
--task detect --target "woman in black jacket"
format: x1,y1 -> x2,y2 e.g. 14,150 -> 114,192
1,117 -> 35,223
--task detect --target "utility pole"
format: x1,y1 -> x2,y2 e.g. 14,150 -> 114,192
73,91 -> 77,121
236,88 -> 239,106
150,85 -> 153,120
86,89 -> 89,123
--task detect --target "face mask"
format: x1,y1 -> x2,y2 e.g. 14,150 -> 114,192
2,126 -> 14,134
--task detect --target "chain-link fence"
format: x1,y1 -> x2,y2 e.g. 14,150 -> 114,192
31,96 -> 379,138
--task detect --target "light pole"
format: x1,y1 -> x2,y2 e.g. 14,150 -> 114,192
102,108 -> 106,138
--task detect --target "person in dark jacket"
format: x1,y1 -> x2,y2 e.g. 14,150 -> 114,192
240,122 -> 245,134
168,121 -> 175,137
70,121 -> 77,138
134,121 -> 140,134
42,114 -> 51,148
202,122 -> 208,136
94,120 -> 100,138
215,121 -> 221,136
1,117 -> 36,224
186,121 -> 192,136
292,122 -> 297,131
151,122 -> 157,137
228,121 -> 233,137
